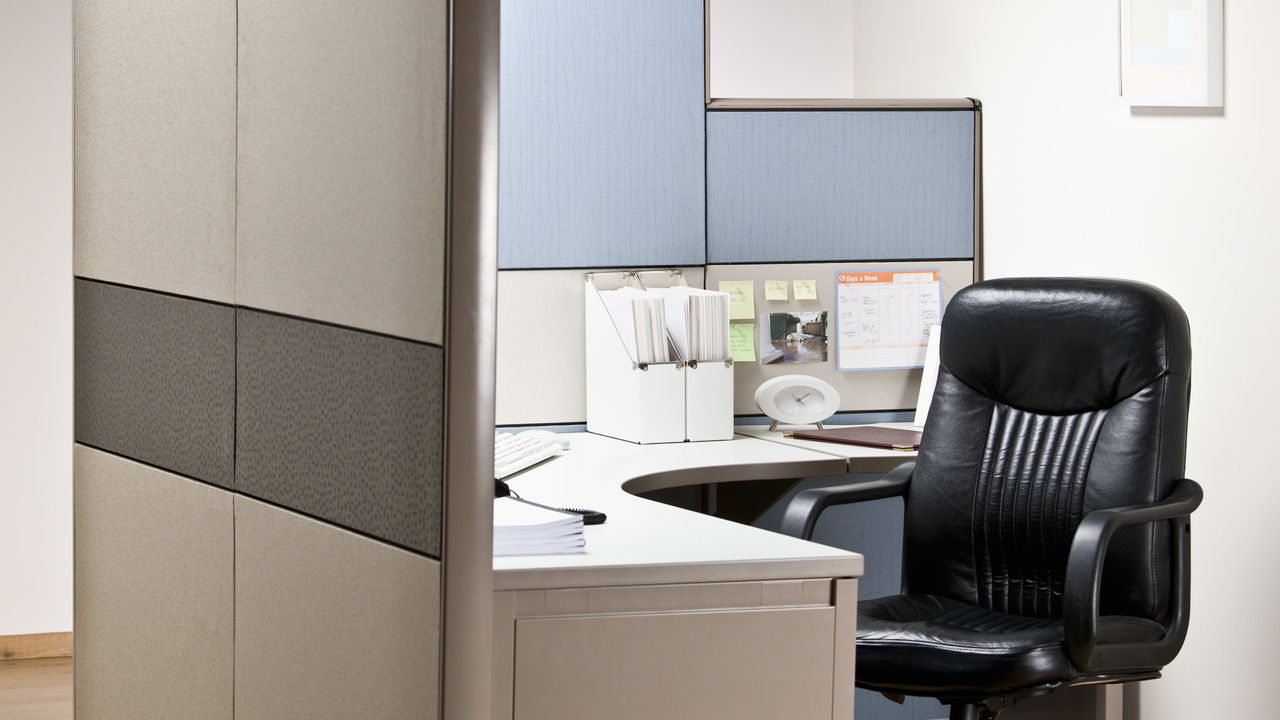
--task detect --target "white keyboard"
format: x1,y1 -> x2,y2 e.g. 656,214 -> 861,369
494,430 -> 569,479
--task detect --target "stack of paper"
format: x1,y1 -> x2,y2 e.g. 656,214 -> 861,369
598,288 -> 671,364
648,287 -> 730,362
493,497 -> 586,555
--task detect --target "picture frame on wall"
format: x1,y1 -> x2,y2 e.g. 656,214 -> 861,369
1118,0 -> 1223,107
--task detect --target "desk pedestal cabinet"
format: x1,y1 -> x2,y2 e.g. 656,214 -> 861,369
493,577 -> 858,720
490,432 -> 876,720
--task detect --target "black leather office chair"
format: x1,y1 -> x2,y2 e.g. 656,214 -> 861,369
779,278 -> 1202,720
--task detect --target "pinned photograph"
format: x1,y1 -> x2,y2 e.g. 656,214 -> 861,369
759,311 -> 829,365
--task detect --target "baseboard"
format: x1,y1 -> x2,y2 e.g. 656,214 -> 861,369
0,632 -> 73,660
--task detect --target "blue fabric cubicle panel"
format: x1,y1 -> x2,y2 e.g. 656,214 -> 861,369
499,0 -> 706,270
707,110 -> 975,264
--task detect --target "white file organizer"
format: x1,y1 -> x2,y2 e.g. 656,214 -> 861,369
585,271 -> 734,444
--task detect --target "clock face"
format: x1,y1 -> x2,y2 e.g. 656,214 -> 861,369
754,375 -> 841,426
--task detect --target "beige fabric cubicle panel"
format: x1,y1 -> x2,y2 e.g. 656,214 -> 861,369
73,0 -> 486,716
73,446 -> 234,720
236,0 -> 449,344
705,261 -> 974,416
234,496 -> 441,720
496,262 -> 972,425
496,267 -> 705,426
73,0 -> 236,303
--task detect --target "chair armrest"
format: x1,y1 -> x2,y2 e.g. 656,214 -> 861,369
1063,478 -> 1203,672
777,462 -> 915,541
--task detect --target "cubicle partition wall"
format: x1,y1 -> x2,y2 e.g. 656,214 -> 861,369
496,1 -> 982,428
72,0 -> 497,718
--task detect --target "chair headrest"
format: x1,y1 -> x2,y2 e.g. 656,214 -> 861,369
941,278 -> 1191,414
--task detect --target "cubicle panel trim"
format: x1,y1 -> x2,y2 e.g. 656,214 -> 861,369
704,257 -> 976,266
441,0 -> 500,715
497,409 -> 916,434
702,0 -> 711,105
507,579 -> 835,617
974,100 -> 985,282
495,558 -> 864,592
707,98 -> 979,110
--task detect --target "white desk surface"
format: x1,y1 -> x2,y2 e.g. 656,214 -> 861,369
493,432 -> 864,591
735,422 -> 920,474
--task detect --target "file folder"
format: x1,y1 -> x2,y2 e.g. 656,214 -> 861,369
585,271 -> 734,444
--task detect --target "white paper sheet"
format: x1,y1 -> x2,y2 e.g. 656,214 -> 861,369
836,270 -> 942,371
493,497 -> 586,556
914,324 -> 942,427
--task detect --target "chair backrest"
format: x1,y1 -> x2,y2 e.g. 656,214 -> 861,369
904,278 -> 1191,622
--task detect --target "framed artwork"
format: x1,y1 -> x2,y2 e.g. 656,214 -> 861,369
1118,0 -> 1223,106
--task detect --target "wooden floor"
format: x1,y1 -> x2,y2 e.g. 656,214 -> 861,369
0,657 -> 73,720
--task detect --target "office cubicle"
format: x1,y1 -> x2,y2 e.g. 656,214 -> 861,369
497,2 -> 982,428
72,0 -> 496,718
496,4 -> 980,720
73,0 -> 979,718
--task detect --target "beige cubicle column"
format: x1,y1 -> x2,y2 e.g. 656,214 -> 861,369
442,0 -> 500,716
75,0 -> 493,717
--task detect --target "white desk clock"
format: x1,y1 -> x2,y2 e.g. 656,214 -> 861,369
753,374 -> 841,431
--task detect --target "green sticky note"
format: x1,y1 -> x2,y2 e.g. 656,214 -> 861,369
764,280 -> 789,301
719,280 -> 756,320
794,279 -> 818,300
729,323 -> 756,362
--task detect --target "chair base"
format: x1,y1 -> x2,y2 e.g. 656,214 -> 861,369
932,669 -> 1162,720
948,700 -> 1013,720
948,704 -> 984,720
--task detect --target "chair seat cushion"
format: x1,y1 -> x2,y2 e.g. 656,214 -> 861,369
856,594 -> 1165,696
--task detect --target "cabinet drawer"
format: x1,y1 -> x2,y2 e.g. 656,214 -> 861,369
514,606 -> 835,720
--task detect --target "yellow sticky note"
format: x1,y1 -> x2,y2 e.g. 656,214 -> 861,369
764,280 -> 789,301
794,279 -> 818,300
719,280 -> 756,320
729,323 -> 756,362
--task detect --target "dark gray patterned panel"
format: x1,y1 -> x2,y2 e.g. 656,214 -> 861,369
74,279 -> 235,487
235,309 -> 444,557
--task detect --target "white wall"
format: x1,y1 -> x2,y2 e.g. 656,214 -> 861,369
851,1 -> 1278,718
708,0 -> 856,97
0,0 -> 73,635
